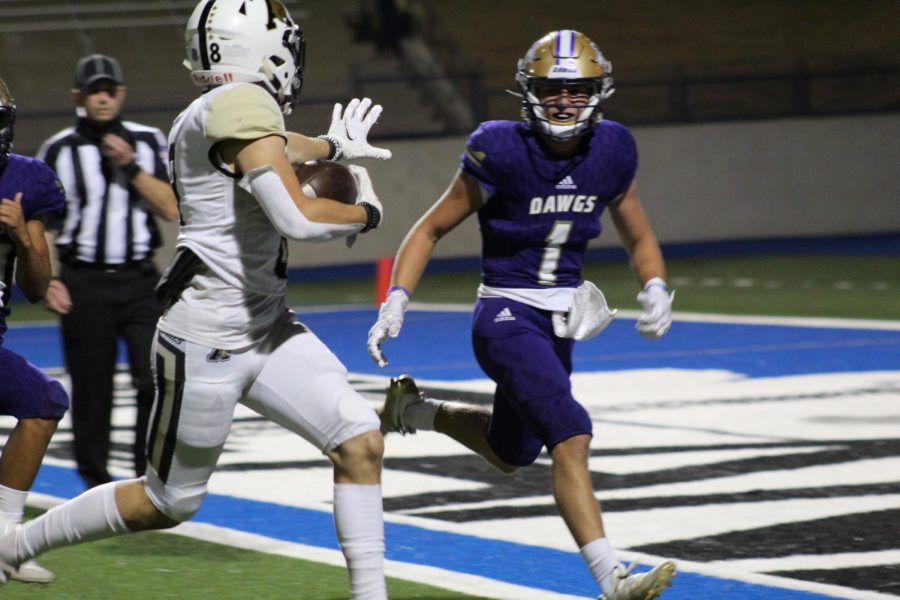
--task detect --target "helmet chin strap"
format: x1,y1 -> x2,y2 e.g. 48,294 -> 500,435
526,92 -> 601,141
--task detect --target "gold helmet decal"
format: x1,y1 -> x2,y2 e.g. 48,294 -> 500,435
269,0 -> 291,21
515,30 -> 614,140
520,30 -> 611,80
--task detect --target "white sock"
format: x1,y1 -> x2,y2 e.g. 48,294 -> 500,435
405,397 -> 442,431
580,537 -> 622,595
14,482 -> 130,564
0,483 -> 27,524
333,483 -> 386,600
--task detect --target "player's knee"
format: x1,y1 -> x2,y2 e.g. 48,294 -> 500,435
33,379 -> 69,420
144,474 -> 207,524
487,434 -> 541,473
549,433 -> 592,465
494,460 -> 520,475
154,490 -> 205,524
486,444 -> 525,474
338,429 -> 384,465
330,429 -> 384,481
115,479 -> 178,531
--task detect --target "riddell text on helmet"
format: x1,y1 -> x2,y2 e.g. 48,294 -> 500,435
191,72 -> 235,85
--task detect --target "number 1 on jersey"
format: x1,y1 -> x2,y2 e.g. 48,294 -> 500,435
538,220 -> 572,285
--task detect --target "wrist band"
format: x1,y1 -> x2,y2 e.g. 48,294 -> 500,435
359,201 -> 381,233
644,277 -> 668,291
387,285 -> 410,298
121,160 -> 141,179
317,135 -> 343,161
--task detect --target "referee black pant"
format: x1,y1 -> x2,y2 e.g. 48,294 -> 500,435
59,261 -> 161,489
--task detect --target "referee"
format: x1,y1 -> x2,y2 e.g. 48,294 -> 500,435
37,54 -> 178,489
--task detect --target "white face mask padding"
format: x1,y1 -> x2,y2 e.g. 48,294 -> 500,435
238,165 -> 361,242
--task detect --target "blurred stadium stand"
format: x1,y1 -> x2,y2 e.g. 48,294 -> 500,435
2,0 -> 899,155
416,0 -> 900,127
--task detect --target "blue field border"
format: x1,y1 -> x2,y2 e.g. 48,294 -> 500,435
31,464 -> 843,599
7,309 -> 900,381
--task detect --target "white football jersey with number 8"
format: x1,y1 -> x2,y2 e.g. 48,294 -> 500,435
158,83 -> 291,349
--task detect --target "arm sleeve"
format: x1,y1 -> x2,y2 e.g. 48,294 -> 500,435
238,165 -> 362,242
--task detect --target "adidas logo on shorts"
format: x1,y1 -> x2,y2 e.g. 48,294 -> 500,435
493,307 -> 516,323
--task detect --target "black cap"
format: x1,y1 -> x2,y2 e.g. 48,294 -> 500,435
75,54 -> 124,91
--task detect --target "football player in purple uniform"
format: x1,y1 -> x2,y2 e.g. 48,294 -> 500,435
368,31 -> 675,599
0,79 -> 69,584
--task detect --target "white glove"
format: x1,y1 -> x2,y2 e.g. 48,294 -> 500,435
346,165 -> 382,217
345,165 -> 382,247
552,280 -> 617,341
636,277 -> 674,339
368,287 -> 410,367
319,98 -> 392,161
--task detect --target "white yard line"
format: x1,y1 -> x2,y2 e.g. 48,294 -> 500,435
24,491 -> 899,600
10,303 -> 899,331
409,302 -> 900,330
25,491 -> 585,600
620,551 -> 900,600
707,550 -> 900,572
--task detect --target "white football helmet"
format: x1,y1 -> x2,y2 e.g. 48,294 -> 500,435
516,30 -> 614,140
185,0 -> 305,115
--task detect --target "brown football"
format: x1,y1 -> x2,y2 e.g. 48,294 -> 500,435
294,160 -> 358,204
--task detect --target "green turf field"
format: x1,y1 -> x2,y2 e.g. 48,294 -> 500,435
1,511 -> 489,599
285,254 -> 900,320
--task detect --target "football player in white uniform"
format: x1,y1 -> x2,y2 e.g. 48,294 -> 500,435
0,2 -> 390,598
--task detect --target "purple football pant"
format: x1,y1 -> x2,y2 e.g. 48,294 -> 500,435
0,346 -> 69,419
471,297 -> 592,467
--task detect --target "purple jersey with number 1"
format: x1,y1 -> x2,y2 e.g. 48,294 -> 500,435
459,120 -> 638,465
460,119 -> 637,290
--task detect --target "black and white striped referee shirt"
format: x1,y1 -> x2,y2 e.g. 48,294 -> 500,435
37,120 -> 169,267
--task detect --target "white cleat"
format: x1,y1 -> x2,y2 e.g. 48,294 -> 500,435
598,561 -> 676,600
9,559 -> 55,584
0,525 -> 17,584
380,375 -> 424,435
